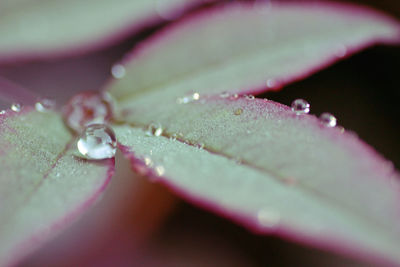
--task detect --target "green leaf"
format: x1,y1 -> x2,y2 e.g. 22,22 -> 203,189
0,108 -> 114,267
0,0 -> 204,62
114,96 -> 400,265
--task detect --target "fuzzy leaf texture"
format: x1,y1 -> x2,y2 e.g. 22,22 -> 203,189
0,0 -> 207,62
0,109 -> 114,267
107,2 -> 400,265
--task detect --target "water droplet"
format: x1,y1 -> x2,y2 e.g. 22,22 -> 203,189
220,91 -> 230,98
155,165 -> 165,176
35,98 -> 55,112
245,94 -> 255,100
111,64 -> 126,79
62,91 -> 113,133
266,79 -> 277,88
257,208 -> 280,228
146,123 -> 163,137
291,99 -> 310,115
0,110 -> 5,115
192,92 -> 200,100
234,108 -> 243,115
319,112 -> 337,127
144,156 -> 153,167
77,124 -> 117,160
230,93 -> 239,99
176,93 -> 200,104
11,103 -> 21,112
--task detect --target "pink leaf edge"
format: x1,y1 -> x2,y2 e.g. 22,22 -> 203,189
0,108 -> 115,267
116,96 -> 400,266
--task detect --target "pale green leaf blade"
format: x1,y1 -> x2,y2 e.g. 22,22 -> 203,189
0,0 -> 204,61
113,96 -> 400,265
108,1 -> 400,102
0,108 -> 114,267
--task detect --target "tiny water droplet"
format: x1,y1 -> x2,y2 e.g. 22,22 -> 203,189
144,156 -> 153,167
319,112 -> 337,127
257,208 -> 280,228
192,92 -> 200,100
234,108 -> 243,115
155,165 -> 165,176
220,91 -> 230,98
77,124 -> 117,160
0,110 -> 5,115
230,93 -> 239,100
146,123 -> 163,137
291,99 -> 310,115
176,93 -> 200,104
245,94 -> 255,100
111,64 -> 126,79
35,98 -> 55,112
11,103 -> 21,112
266,79 -> 277,88
63,91 -> 113,133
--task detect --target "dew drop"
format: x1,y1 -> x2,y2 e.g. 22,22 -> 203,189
234,108 -> 243,115
144,156 -> 153,167
62,91 -> 113,133
245,94 -> 255,100
155,165 -> 165,176
146,123 -> 163,137
176,93 -> 200,104
0,110 -> 5,115
231,93 -> 239,99
192,92 -> 200,100
291,99 -> 310,115
77,124 -> 117,160
319,112 -> 337,127
111,64 -> 126,79
11,103 -> 21,112
257,208 -> 280,228
35,98 -> 55,112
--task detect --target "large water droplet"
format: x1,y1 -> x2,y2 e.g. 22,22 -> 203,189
77,124 -> 117,160
291,99 -> 310,115
35,98 -> 55,112
319,112 -> 337,127
63,91 -> 113,133
11,103 -> 21,112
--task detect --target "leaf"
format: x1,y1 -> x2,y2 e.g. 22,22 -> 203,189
108,1 -> 400,103
113,96 -> 400,265
0,108 -> 114,267
105,2 -> 400,265
0,0 -> 206,62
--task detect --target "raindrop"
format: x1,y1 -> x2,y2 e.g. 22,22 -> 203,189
234,108 -> 243,115
146,123 -> 163,137
319,112 -> 337,127
291,99 -> 310,115
77,124 -> 117,160
111,64 -> 126,79
11,103 -> 21,112
62,91 -> 113,133
35,98 -> 55,112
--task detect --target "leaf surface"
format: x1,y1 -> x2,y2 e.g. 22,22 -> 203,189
106,2 -> 400,265
0,0 -> 205,62
108,1 -> 400,102
113,96 -> 400,265
0,108 -> 114,267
